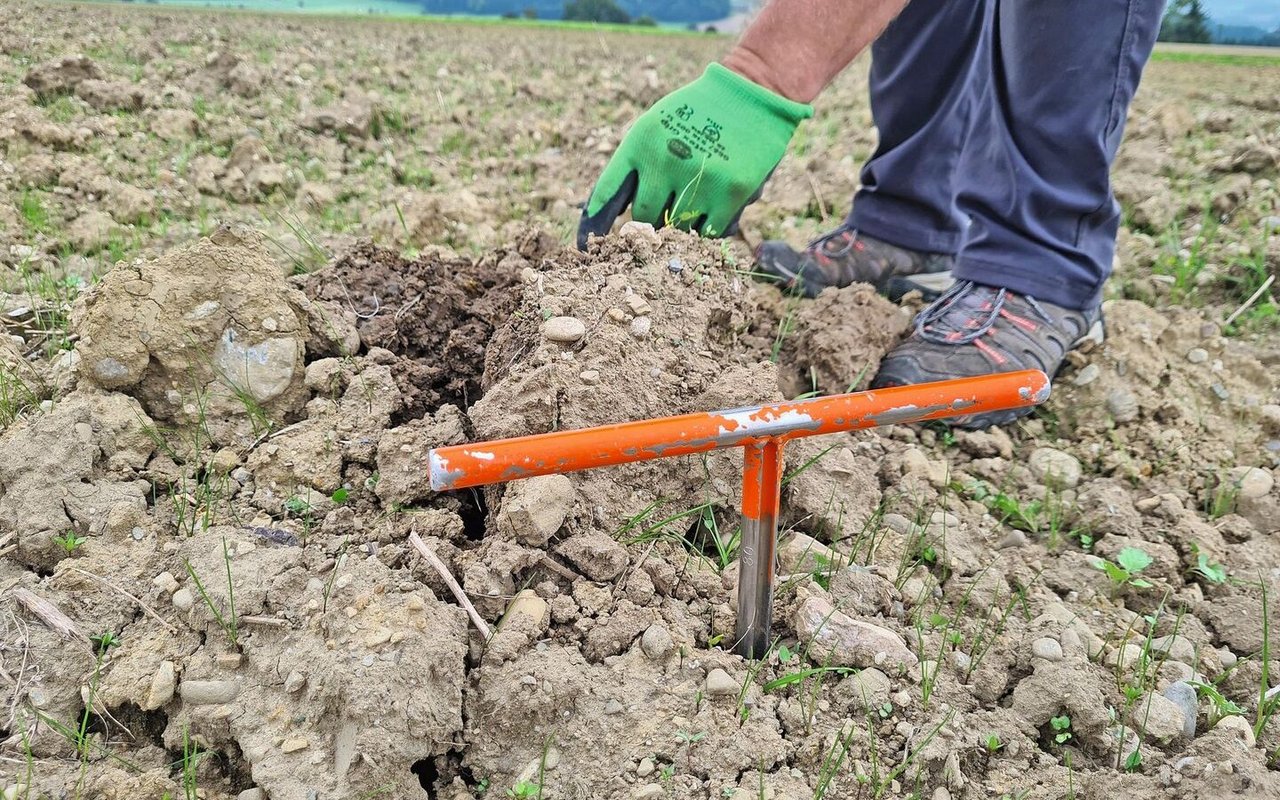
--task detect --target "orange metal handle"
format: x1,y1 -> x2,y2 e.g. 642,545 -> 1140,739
429,370 -> 1050,492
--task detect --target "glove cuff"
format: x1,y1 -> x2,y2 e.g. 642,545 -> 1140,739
704,62 -> 814,125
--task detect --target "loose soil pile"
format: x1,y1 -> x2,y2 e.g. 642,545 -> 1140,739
1,3 -> 1280,799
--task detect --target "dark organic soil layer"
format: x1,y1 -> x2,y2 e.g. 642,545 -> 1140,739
304,235 -> 548,420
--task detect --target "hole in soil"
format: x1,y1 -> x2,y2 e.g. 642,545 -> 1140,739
304,242 -> 525,421
410,757 -> 439,797
455,488 -> 489,541
111,703 -> 168,750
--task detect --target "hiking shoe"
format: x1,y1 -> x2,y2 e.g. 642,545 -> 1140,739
755,223 -> 955,299
871,280 -> 1105,429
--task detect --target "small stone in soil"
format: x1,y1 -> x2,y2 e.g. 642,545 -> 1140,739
543,316 -> 586,343
624,294 -> 652,316
637,756 -> 655,777
640,624 -> 674,661
1106,388 -> 1140,423
705,667 -> 739,698
285,671 -> 306,693
1031,637 -> 1063,662
1228,466 -> 1273,500
1029,447 -> 1082,489
179,679 -> 241,705
145,661 -> 176,710
281,737 -> 309,753
1215,714 -> 1256,747
1187,348 -> 1209,364
1072,363 -> 1100,386
171,587 -> 194,611
1163,681 -> 1198,739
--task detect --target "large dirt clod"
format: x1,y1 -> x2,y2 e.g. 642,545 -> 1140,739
73,224 -> 313,445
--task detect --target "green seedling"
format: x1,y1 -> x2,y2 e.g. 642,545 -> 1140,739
1256,577 -> 1278,740
505,781 -> 539,799
54,531 -> 87,554
1050,714 -> 1073,745
180,725 -> 203,800
676,729 -> 706,771
331,487 -> 350,504
182,537 -> 239,648
90,630 -> 120,656
1191,549 -> 1227,585
1093,546 -> 1154,592
984,733 -> 1004,754
1187,680 -> 1245,727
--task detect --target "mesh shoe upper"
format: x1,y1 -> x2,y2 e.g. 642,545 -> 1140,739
871,280 -> 1104,428
755,224 -> 954,298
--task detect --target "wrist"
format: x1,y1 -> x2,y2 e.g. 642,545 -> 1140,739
721,46 -> 822,105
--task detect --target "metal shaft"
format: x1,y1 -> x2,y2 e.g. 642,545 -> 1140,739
735,439 -> 784,659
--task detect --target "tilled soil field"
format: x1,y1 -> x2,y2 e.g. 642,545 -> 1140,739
2,3 -> 1280,800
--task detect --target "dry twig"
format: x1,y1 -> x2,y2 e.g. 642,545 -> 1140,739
408,531 -> 491,640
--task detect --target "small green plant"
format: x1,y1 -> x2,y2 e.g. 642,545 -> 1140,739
53,531 -> 87,554
90,630 -> 120,655
1093,546 -> 1154,593
505,781 -> 539,799
1190,547 -> 1227,585
1050,714 -> 1073,745
676,728 -> 706,771
285,493 -> 319,539
0,362 -> 45,428
1206,473 -> 1240,518
1153,213 -> 1218,303
182,537 -> 239,648
180,725 -> 203,800
1187,680 -> 1245,727
983,733 -> 1004,754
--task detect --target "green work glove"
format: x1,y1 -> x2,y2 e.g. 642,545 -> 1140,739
578,62 -> 812,249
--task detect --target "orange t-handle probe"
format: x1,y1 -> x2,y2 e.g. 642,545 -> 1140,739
430,370 -> 1050,658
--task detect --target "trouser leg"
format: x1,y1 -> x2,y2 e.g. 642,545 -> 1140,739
953,0 -> 1166,310
849,0 -> 994,255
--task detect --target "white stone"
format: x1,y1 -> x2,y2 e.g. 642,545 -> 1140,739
179,679 -> 240,705
212,328 -> 298,403
792,596 -> 917,672
144,661 -> 176,710
1229,466 -> 1273,500
705,668 -> 739,698
1031,637 -> 1064,662
171,587 -> 194,611
543,316 -> 586,343
640,624 -> 674,661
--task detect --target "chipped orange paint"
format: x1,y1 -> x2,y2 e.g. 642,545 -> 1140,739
428,369 -> 1050,659
428,370 -> 1050,492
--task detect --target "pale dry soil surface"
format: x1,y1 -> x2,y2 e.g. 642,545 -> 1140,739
1,4 -> 1280,800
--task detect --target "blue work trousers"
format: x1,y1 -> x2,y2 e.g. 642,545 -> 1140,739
848,0 -> 1166,310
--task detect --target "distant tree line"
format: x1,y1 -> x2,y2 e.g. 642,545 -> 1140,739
1158,0 -> 1211,43
419,0 -> 728,22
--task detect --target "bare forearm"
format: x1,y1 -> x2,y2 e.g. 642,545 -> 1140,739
721,0 -> 909,104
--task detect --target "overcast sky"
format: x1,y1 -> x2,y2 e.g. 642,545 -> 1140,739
1205,0 -> 1280,28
